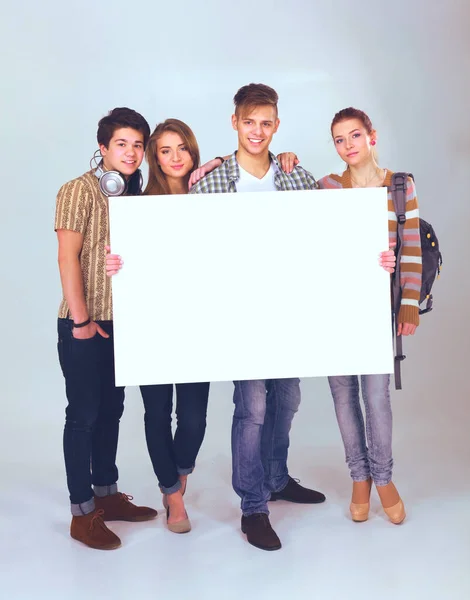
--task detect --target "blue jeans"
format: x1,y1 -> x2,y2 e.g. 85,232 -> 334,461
140,382 -> 210,494
232,378 -> 301,516
58,319 -> 210,502
328,374 -> 393,486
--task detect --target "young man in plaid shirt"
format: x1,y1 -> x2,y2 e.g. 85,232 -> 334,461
190,83 -> 326,551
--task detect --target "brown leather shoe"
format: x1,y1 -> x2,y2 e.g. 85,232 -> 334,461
94,493 -> 158,522
241,513 -> 282,551
70,509 -> 121,550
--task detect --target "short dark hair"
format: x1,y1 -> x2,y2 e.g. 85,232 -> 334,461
233,83 -> 279,117
97,107 -> 151,149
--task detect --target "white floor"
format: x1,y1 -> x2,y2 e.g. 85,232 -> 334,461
1,374 -> 469,600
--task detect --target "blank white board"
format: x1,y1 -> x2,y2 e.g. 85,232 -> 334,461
109,188 -> 393,386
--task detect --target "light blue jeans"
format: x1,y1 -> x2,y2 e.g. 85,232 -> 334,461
232,378 -> 301,516
328,374 -> 393,486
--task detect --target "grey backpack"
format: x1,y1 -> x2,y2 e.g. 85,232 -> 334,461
390,173 -> 442,389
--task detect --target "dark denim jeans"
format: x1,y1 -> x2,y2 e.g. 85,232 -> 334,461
140,382 -> 210,494
232,378 -> 301,516
57,319 -> 124,505
58,318 -> 211,502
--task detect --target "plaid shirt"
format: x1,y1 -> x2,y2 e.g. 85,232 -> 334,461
189,152 -> 318,194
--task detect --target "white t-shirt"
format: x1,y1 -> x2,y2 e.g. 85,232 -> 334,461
235,162 -> 277,193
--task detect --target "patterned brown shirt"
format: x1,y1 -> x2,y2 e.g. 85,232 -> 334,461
55,170 -> 113,321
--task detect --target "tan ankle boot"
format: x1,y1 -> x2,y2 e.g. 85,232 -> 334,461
70,509 -> 121,550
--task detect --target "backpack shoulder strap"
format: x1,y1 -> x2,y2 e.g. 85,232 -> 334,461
390,172 -> 413,308
390,172 -> 413,391
390,172 -> 411,221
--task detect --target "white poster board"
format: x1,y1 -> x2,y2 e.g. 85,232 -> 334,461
109,188 -> 393,386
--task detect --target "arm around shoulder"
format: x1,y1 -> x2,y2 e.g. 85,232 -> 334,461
295,165 -> 319,190
188,177 -> 210,194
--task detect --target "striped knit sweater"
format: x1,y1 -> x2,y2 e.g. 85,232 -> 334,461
318,169 -> 422,326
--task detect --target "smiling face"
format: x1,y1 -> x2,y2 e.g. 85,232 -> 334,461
232,105 -> 280,157
331,118 -> 376,167
155,131 -> 194,180
99,127 -> 145,176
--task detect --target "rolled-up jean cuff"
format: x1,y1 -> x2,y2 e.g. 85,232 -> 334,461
373,478 -> 392,487
71,497 -> 95,517
177,465 -> 194,476
159,480 -> 182,495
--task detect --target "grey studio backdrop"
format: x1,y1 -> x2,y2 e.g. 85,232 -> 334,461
0,0 -> 469,595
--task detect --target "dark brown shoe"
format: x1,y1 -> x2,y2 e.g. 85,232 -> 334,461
241,513 -> 282,551
269,477 -> 326,504
94,493 -> 158,522
70,509 -> 121,550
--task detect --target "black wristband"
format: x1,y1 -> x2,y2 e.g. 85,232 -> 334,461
73,318 -> 91,328
214,156 -> 225,164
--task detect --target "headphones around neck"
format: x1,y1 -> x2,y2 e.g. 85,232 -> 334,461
90,150 -> 143,196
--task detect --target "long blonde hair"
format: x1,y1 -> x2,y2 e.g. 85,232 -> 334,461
144,119 -> 200,195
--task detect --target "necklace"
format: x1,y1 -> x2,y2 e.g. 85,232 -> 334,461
350,167 -> 386,188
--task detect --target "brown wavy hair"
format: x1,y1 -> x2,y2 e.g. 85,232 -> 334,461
233,83 -> 279,118
144,119 -> 200,195
330,107 -> 373,136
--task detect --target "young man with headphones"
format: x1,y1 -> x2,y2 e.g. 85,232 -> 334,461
55,107 -> 158,550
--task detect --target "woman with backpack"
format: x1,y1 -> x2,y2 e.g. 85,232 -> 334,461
318,107 -> 422,524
